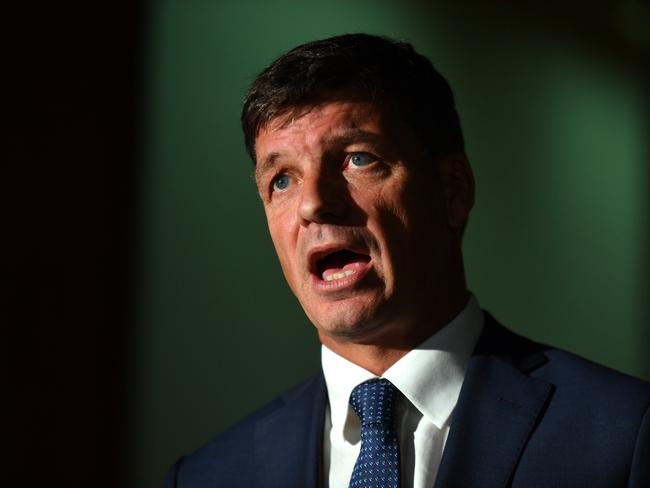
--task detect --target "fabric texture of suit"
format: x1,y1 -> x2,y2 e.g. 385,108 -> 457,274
165,313 -> 650,487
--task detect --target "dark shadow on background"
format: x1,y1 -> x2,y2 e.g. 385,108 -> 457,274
4,4 -> 145,485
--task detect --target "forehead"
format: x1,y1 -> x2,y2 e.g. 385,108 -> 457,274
259,101 -> 381,146
254,100 -> 398,172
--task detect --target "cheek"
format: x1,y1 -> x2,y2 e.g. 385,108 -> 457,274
369,178 -> 447,272
399,169 -> 447,230
269,225 -> 290,263
358,189 -> 413,276
370,179 -> 413,234
270,233 -> 300,294
266,209 -> 300,277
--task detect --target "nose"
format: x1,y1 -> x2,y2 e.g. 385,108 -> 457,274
298,171 -> 348,225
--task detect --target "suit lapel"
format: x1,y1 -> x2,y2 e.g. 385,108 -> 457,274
254,372 -> 327,488
434,315 -> 553,488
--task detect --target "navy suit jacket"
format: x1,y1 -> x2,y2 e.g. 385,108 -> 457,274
166,313 -> 650,487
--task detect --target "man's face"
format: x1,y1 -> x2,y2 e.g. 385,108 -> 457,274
254,100 -> 469,347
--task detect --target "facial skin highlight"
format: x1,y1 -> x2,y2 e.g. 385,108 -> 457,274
254,99 -> 474,373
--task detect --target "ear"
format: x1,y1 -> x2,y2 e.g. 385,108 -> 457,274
438,152 -> 475,231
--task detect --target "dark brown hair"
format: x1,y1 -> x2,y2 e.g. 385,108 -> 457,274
241,33 -> 464,163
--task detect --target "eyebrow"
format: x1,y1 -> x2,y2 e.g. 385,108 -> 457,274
322,127 -> 382,148
256,128 -> 382,177
257,152 -> 281,176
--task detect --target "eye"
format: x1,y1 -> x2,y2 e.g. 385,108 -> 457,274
272,173 -> 291,192
348,152 -> 376,168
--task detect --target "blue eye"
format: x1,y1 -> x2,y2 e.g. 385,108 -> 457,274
349,152 -> 375,167
273,174 -> 291,191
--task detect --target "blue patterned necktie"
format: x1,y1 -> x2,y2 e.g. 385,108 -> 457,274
348,378 -> 401,488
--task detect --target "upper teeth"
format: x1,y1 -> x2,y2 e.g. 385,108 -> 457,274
324,269 -> 356,282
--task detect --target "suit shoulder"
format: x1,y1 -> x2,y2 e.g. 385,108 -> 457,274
166,372 -> 325,487
538,346 -> 650,403
482,312 -> 649,401
480,313 -> 650,418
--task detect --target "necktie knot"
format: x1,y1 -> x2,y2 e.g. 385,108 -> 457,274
349,378 -> 400,427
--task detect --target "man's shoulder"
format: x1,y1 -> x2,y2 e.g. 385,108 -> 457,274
541,345 -> 649,388
482,311 -> 649,399
165,371 -> 326,488
475,312 -> 650,386
479,313 -> 649,453
532,343 -> 650,426
196,370 -> 325,452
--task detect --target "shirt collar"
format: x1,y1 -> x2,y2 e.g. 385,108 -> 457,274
321,294 -> 484,431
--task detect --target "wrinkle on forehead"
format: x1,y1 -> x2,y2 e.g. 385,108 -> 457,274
261,87 -> 379,131
264,100 -> 377,134
255,101 -> 383,176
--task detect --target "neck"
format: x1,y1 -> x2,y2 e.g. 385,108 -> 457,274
318,289 -> 470,376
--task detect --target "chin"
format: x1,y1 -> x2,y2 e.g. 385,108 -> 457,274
311,300 -> 396,343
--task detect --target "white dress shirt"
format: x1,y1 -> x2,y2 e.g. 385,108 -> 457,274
321,295 -> 484,488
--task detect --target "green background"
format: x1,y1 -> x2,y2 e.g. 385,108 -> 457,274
128,1 -> 649,486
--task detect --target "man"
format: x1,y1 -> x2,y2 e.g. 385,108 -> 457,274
166,33 -> 649,487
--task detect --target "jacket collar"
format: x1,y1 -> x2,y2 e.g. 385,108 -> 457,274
434,312 -> 553,488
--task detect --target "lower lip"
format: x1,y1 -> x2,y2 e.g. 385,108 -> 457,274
310,260 -> 373,293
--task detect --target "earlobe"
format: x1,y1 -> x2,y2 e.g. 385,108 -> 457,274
440,153 -> 475,230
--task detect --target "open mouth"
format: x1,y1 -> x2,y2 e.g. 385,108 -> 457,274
313,249 -> 371,282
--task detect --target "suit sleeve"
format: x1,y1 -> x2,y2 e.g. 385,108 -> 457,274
628,405 -> 650,487
164,456 -> 185,488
